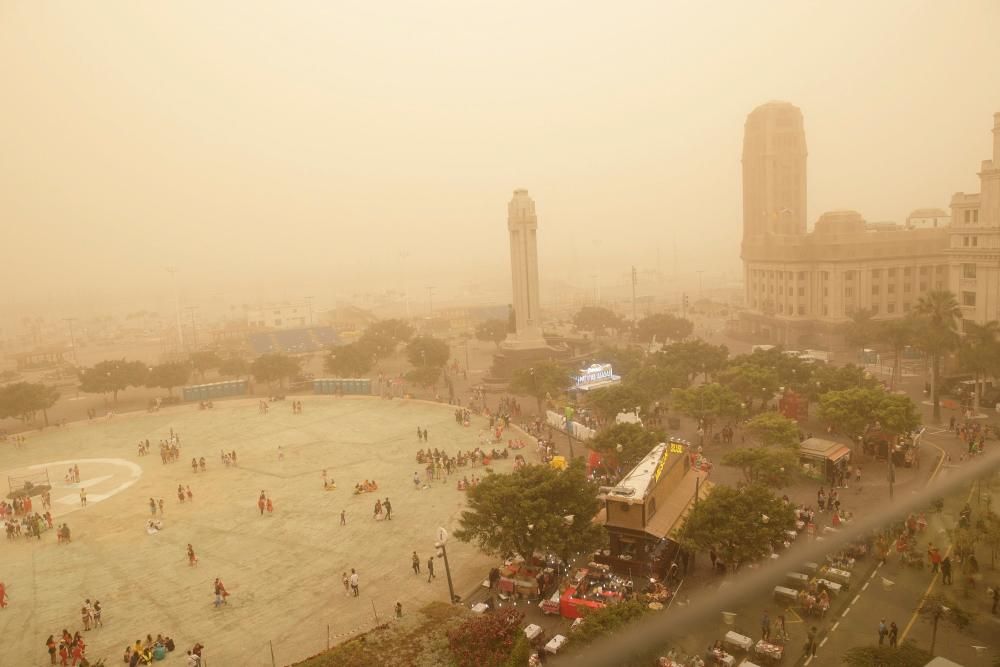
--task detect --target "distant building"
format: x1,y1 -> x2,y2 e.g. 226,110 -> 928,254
946,113 -> 1000,328
246,303 -> 312,330
738,101 -> 952,347
906,208 -> 950,230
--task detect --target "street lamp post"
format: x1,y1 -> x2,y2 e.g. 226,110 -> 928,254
435,527 -> 458,604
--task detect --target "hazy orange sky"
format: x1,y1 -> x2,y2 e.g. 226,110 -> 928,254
2,1 -> 999,315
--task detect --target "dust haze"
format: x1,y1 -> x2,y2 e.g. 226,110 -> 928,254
2,1 -> 999,325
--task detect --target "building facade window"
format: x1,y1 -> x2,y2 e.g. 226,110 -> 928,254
798,305 -> 805,315
845,287 -> 854,297
903,267 -> 912,277
888,268 -> 897,277
963,291 -> 977,307
872,285 -> 880,295
888,284 -> 895,294
963,263 -> 977,279
887,304 -> 895,314
871,269 -> 882,279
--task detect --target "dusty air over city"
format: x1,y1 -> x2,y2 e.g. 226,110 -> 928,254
2,2 -> 1000,666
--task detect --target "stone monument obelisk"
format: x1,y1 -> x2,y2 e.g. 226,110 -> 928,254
502,189 -> 548,350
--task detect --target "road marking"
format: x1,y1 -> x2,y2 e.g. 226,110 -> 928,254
830,621 -> 839,632
852,594 -> 860,605
819,637 -> 829,647
841,607 -> 851,618
862,581 -> 870,591
804,658 -> 814,666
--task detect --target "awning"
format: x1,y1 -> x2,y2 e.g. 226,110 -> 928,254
642,469 -> 713,540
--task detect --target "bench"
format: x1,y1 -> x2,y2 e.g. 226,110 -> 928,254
773,585 -> 798,602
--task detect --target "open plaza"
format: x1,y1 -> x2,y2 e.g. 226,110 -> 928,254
0,397 -> 514,666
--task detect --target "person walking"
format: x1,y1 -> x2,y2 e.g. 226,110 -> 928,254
412,552 -> 421,575
878,619 -> 887,646
928,545 -> 942,573
941,556 -> 952,585
760,610 -> 770,641
427,557 -> 435,582
888,621 -> 898,648
341,572 -> 350,596
350,569 -> 359,597
804,626 -> 818,658
384,497 -> 392,521
340,510 -> 346,526
992,586 -> 999,614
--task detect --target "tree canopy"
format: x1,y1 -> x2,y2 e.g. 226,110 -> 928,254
721,447 -> 799,487
250,353 -> 300,388
325,342 -> 375,378
917,593 -> 973,655
594,345 -> 647,380
358,319 -> 415,359
568,599 -> 649,649
78,359 -> 149,402
719,363 -> 780,406
0,382 -> 60,424
217,356 -> 249,379
405,365 -> 442,388
454,458 -> 604,564
475,319 -> 509,348
635,313 -> 693,345
509,361 -> 570,413
584,384 -> 650,422
188,350 -> 223,380
146,362 -> 192,396
818,387 -> 920,440
677,484 -> 795,567
841,641 -> 932,667
744,412 -> 800,448
406,335 -> 450,368
573,306 -> 623,336
670,383 -> 743,430
657,340 -> 729,381
588,422 -> 662,475
446,608 -> 525,667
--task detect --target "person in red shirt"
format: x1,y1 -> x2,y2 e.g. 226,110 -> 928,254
0,580 -> 8,608
57,643 -> 69,666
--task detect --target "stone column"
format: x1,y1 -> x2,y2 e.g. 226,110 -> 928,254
502,189 -> 547,350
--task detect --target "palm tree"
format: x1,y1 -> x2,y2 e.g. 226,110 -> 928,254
842,308 -> 877,357
914,291 -> 961,422
879,317 -> 915,391
917,594 -> 973,655
959,320 -> 1000,416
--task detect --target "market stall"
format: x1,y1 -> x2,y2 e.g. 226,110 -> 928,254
799,438 -> 851,485
558,564 -> 626,619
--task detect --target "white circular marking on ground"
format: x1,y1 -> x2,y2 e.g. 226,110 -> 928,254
3,458 -> 144,516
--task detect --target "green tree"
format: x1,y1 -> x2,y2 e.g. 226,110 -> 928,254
250,353 -> 300,389
0,382 -> 60,425
568,599 -> 649,648
806,363 -> 879,401
573,306 -> 623,337
677,484 -> 795,569
659,340 -> 729,382
719,363 -> 780,409
475,319 -> 509,349
188,350 -> 223,381
959,320 -> 1000,415
917,593 -> 973,655
324,342 -> 375,377
626,364 -> 688,402
146,361 -> 192,396
447,608 -> 524,667
729,347 -> 813,395
721,447 -> 799,486
670,383 -> 744,435
595,345 -> 647,380
841,641 -> 932,667
405,365 -> 442,388
635,313 -> 694,345
78,359 -> 149,402
217,356 -> 249,379
509,361 -> 570,413
454,458 -> 603,564
584,384 -> 650,422
359,319 -> 415,359
842,307 -> 878,353
588,422 -> 662,475
818,387 -> 920,443
915,290 -> 961,422
879,317 -> 916,391
406,336 -> 450,369
744,412 -> 800,448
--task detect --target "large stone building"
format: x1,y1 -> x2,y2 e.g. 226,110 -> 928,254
738,103 -> 1000,347
946,113 -> 1000,328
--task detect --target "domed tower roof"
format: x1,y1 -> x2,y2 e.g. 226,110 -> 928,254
813,209 -> 866,234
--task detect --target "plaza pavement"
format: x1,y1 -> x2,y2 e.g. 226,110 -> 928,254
0,396 -> 517,666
